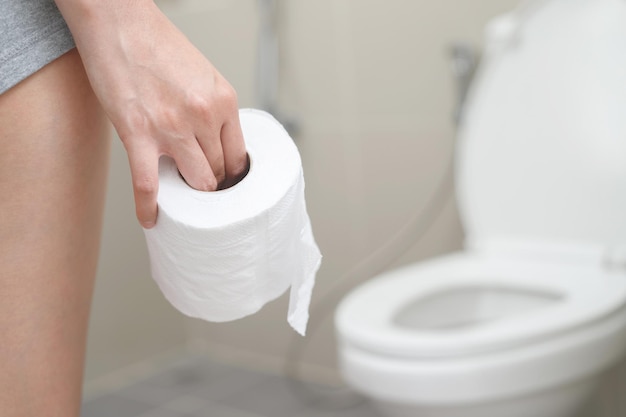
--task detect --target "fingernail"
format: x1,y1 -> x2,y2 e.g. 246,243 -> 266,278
142,221 -> 156,229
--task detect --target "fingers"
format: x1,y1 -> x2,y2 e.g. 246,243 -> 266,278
194,85 -> 246,189
220,114 -> 249,189
126,137 -> 216,230
195,123 -> 226,188
172,112 -> 246,195
171,138 -> 217,191
126,112 -> 240,229
170,120 -> 245,193
126,145 -> 160,229
125,82 -> 245,228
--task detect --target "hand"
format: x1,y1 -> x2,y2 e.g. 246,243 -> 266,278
54,0 -> 248,228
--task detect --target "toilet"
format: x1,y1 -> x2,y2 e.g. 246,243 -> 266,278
334,1 -> 626,416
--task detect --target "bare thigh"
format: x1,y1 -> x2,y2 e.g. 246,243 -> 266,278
0,49 -> 110,417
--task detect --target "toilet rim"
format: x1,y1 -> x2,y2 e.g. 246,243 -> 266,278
335,251 -> 626,360
339,300 -> 626,406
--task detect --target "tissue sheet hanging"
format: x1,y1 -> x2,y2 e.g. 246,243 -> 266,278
143,109 -> 321,335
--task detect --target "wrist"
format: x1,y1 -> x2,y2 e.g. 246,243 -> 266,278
54,0 -> 156,30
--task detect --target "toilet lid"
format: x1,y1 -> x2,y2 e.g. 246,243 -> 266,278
456,0 -> 626,249
335,252 -> 626,359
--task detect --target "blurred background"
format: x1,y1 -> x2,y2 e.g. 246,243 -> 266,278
81,1 -> 626,416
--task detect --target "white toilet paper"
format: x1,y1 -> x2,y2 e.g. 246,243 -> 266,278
143,109 -> 321,335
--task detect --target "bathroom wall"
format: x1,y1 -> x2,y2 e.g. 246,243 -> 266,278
87,4 -> 626,417
167,0 -> 522,380
85,2 -> 626,416
85,0 -> 521,383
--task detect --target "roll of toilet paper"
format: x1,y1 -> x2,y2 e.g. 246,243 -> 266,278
143,109 -> 321,335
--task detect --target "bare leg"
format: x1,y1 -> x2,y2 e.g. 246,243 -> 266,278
0,49 -> 110,417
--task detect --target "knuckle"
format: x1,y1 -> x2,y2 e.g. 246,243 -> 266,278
218,84 -> 238,109
179,136 -> 197,151
187,93 -> 212,117
133,176 -> 157,197
160,107 -> 180,128
117,111 -> 149,146
187,84 -> 238,121
163,134 -> 191,156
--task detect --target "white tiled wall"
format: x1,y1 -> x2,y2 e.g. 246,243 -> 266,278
86,1 -> 626,415
175,0 -> 512,377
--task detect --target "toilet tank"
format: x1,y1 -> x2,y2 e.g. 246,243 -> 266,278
456,0 -> 626,251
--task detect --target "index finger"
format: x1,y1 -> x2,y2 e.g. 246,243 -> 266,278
126,145 -> 160,228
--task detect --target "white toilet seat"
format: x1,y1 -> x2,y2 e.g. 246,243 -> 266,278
336,252 -> 626,405
335,252 -> 626,360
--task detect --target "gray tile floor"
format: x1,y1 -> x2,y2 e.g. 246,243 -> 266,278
81,356 -> 381,417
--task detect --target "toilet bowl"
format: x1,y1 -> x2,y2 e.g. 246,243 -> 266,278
335,0 -> 626,416
336,253 -> 626,417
